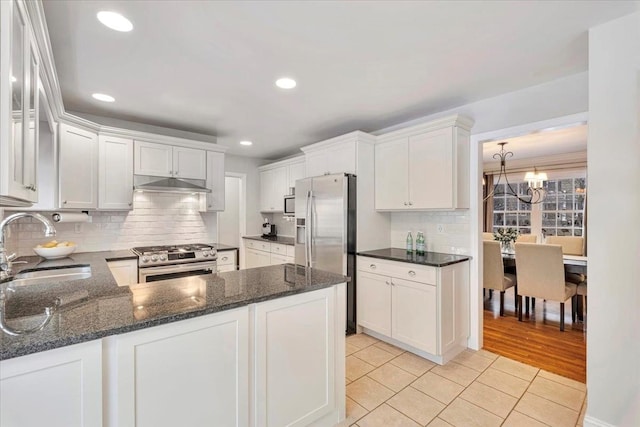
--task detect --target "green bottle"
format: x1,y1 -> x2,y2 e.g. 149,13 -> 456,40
416,231 -> 425,255
406,231 -> 413,253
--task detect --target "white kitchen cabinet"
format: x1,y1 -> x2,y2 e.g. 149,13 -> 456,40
115,308 -> 249,427
216,249 -> 237,272
0,340 -> 103,427
304,140 -> 356,177
259,167 -> 288,212
356,256 -> 469,364
245,247 -> 271,268
270,253 -> 291,265
254,286 -> 341,427
205,151 -> 225,211
59,123 -> 98,209
374,115 -> 473,210
0,0 -> 40,205
108,259 -> 138,286
288,160 -> 305,189
244,239 -> 294,268
98,134 -> 133,210
134,141 -> 206,180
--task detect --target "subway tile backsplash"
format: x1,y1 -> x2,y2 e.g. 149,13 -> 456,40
390,211 -> 470,255
3,192 -> 217,257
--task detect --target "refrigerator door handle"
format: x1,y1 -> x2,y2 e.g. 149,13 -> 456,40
306,190 -> 313,268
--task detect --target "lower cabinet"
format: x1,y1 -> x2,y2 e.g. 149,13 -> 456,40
0,341 -> 103,427
114,307 -> 249,427
244,239 -> 294,269
107,259 -> 138,286
357,256 -> 469,364
217,249 -> 238,272
245,247 -> 271,268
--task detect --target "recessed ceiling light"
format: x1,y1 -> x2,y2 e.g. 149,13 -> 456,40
97,11 -> 133,32
240,140 -> 253,146
275,77 -> 296,89
92,93 -> 115,102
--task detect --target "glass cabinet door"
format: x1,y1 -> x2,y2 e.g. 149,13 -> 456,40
11,1 -> 25,187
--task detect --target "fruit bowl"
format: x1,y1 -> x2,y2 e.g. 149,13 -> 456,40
33,242 -> 77,259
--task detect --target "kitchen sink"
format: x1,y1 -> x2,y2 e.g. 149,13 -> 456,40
11,266 -> 92,286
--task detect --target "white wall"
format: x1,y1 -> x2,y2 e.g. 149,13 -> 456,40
586,12 -> 640,427
3,192 -> 217,256
217,176 -> 241,246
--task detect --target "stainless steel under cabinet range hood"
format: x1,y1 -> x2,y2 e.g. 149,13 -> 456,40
133,175 -> 211,194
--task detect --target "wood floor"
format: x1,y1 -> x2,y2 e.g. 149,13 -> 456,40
482,287 -> 587,383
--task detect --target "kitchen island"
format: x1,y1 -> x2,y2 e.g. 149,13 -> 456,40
0,254 -> 347,427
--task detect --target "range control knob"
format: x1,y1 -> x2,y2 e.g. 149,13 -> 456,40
142,256 -> 150,263
203,252 -> 209,257
159,255 -> 167,261
210,251 -> 217,257
151,255 -> 158,262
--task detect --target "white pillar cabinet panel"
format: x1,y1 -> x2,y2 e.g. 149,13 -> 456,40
134,140 -> 172,177
173,146 -> 206,180
206,151 -> 225,211
107,259 -> 138,286
305,151 -> 329,177
374,137 -> 409,210
59,123 -> 98,209
391,277 -> 437,355
408,127 -> 454,209
254,287 -> 336,427
98,135 -> 133,210
0,340 -> 102,427
287,161 -> 305,189
356,271 -> 392,336
115,308 -> 249,427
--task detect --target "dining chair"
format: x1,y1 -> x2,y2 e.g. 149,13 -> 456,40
482,232 -> 494,241
483,241 -> 517,316
514,242 -> 577,331
516,234 -> 537,243
545,236 -> 586,284
577,280 -> 587,321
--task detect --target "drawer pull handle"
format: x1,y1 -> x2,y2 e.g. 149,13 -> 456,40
222,257 -> 228,261
408,270 -> 416,277
385,280 -> 390,286
370,264 -> 376,269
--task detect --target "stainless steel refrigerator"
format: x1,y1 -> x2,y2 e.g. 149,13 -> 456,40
295,173 -> 357,334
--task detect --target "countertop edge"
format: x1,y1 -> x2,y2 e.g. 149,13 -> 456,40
357,250 -> 471,267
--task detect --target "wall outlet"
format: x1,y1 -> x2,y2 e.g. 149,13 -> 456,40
437,224 -> 445,234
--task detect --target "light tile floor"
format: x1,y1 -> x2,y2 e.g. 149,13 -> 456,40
339,334 -> 587,427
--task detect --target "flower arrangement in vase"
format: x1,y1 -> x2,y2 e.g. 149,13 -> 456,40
493,227 -> 519,253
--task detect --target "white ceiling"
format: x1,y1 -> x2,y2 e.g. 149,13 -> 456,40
42,1 -> 637,159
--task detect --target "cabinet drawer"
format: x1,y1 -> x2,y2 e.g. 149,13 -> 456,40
270,253 -> 292,265
357,257 -> 436,284
244,239 -> 270,252
217,251 -> 237,266
217,264 -> 236,273
270,243 -> 288,255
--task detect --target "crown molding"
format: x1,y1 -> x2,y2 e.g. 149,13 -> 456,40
376,114 -> 475,144
300,130 -> 376,154
258,155 -> 305,171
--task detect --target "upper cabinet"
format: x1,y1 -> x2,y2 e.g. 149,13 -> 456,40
59,123 -> 98,209
205,151 -> 225,211
99,134 -> 133,210
134,141 -> 206,180
375,115 -> 474,211
302,133 -> 361,177
258,157 -> 304,213
0,0 -> 40,205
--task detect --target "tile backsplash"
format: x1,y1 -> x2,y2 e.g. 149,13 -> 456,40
3,192 -> 217,257
270,214 -> 295,237
390,211 -> 470,255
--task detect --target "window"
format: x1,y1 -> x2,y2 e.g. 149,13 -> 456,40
491,171 -> 586,240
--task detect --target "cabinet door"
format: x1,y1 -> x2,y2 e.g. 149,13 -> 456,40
115,308 -> 249,427
173,146 -> 206,180
259,169 -> 275,212
271,166 -> 288,206
408,128 -> 454,209
329,143 -> 357,175
375,137 -> 409,210
270,253 -> 290,265
99,135 -> 133,210
288,161 -> 305,189
245,247 -> 271,268
108,259 -> 138,286
217,264 -> 236,273
59,124 -> 98,209
206,151 -> 225,211
0,341 -> 102,427
254,287 -> 336,427
357,271 -> 392,336
305,151 -> 328,177
134,140 -> 172,177
391,277 -> 437,355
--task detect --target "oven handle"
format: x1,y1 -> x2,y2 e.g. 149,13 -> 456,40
139,262 -> 217,275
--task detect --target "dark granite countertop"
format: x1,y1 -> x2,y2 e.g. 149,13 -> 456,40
243,235 -> 295,246
357,248 -> 471,267
0,250 -> 346,360
211,243 -> 239,251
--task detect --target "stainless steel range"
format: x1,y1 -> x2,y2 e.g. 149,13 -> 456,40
132,244 -> 217,283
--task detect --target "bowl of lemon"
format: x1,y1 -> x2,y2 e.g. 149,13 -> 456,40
33,240 -> 77,259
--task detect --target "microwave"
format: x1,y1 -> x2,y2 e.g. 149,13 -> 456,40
284,195 -> 295,216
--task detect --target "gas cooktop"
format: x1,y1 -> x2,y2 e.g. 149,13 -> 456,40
132,244 -> 217,266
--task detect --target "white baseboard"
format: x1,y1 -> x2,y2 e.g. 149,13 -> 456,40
584,415 -> 616,427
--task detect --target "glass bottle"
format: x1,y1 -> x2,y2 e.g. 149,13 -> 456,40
406,231 -> 413,254
416,231 -> 425,255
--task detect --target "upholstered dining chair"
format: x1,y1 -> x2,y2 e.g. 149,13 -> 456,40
545,236 -> 586,284
483,241 -> 517,316
482,232 -> 494,241
577,280 -> 587,321
516,234 -> 537,243
514,242 -> 577,331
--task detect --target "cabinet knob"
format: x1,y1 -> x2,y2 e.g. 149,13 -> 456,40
175,171 -> 179,176
63,200 -> 67,204
404,202 -> 408,206
222,257 -> 228,261
385,280 -> 390,286
169,170 -> 173,175
390,280 -> 395,286
208,204 -> 212,208
408,201 -> 413,206
128,202 -> 132,206
369,264 -> 376,269
408,270 -> 416,277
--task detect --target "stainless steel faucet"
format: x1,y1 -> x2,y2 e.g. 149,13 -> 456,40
0,212 -> 56,279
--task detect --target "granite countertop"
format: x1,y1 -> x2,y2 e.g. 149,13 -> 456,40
0,250 -> 346,360
357,248 -> 471,267
243,235 -> 295,246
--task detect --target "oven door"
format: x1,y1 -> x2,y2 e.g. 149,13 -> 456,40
138,261 -> 217,283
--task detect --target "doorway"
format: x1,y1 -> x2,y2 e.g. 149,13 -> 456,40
217,173 -> 246,248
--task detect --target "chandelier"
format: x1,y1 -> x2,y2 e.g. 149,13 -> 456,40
484,142 -> 546,204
